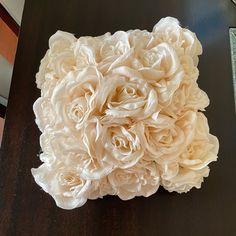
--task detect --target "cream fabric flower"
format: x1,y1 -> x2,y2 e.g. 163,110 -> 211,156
88,176 -> 116,199
74,33 -> 111,68
97,69 -> 158,120
102,123 -> 144,168
153,17 -> 202,61
161,165 -> 210,193
135,42 -> 180,80
31,163 -> 92,209
108,160 -> 160,200
32,17 -> 219,209
99,31 -> 131,72
33,97 -> 56,132
37,120 -> 114,180
160,112 -> 219,193
179,113 -> 219,170
140,111 -> 197,163
162,81 -> 209,118
36,31 -> 77,90
34,66 -> 103,132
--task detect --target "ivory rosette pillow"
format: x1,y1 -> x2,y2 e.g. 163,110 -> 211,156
32,17 -> 219,210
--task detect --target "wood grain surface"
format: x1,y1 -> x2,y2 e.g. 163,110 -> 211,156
0,0 -> 236,235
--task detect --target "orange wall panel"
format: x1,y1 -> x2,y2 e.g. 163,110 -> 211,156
0,17 -> 18,64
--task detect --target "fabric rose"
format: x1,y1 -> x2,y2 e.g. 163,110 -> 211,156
99,31 -> 132,73
33,97 -> 57,132
35,66 -> 103,132
32,17 -> 219,210
161,165 -> 210,193
128,29 -> 152,52
37,120 -> 114,180
161,81 -> 209,118
129,34 -> 185,105
74,33 -> 110,68
134,42 -> 180,80
101,123 -> 144,168
97,68 -> 158,120
152,17 -> 202,61
88,176 -> 116,199
160,112 -> 219,193
107,160 -> 160,200
31,163 -> 92,209
140,111 -> 197,163
36,31 -> 77,90
179,112 -> 219,171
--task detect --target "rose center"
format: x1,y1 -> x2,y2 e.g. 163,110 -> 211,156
68,97 -> 88,123
58,172 -> 82,186
72,105 -> 84,117
124,86 -> 136,96
112,136 -> 128,149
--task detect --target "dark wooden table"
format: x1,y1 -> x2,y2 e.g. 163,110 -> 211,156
1,0 -> 236,235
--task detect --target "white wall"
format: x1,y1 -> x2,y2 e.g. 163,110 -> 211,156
0,117 -> 4,146
0,55 -> 13,100
0,0 -> 25,25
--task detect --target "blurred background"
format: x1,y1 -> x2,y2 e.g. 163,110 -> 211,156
0,0 -> 25,146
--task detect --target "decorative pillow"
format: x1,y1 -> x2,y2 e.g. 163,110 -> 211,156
32,17 -> 219,210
